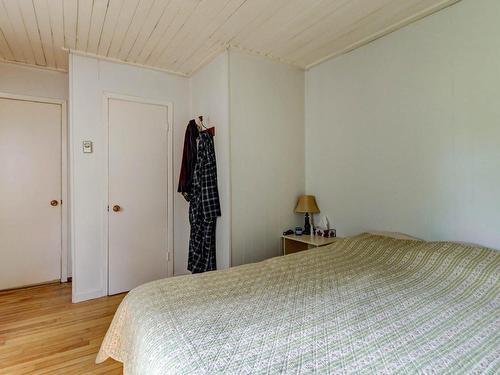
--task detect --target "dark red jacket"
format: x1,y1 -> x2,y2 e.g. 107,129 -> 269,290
177,120 -> 199,201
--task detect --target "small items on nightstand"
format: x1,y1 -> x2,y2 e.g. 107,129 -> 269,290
295,195 -> 320,235
314,216 -> 336,238
314,227 -> 336,238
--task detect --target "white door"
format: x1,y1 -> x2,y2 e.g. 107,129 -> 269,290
0,98 -> 62,290
108,98 -> 170,295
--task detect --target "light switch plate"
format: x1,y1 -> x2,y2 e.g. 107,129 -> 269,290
83,140 -> 93,153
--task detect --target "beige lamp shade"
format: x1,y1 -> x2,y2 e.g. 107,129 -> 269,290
295,195 -> 320,213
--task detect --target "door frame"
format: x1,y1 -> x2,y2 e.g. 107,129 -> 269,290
102,92 -> 174,296
0,91 -> 69,282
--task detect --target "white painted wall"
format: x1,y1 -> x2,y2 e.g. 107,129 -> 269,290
0,62 -> 67,100
229,50 -> 305,266
305,0 -> 500,250
190,51 -> 231,270
69,54 -> 190,302
69,51 -> 305,301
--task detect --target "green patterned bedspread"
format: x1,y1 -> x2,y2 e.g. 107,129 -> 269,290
97,234 -> 500,374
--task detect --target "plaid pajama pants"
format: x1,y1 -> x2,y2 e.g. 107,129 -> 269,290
187,132 -> 221,273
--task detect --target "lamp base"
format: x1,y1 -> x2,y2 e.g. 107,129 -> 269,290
303,213 -> 311,235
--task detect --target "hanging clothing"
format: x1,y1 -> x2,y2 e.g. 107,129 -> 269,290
188,131 -> 221,273
177,119 -> 199,202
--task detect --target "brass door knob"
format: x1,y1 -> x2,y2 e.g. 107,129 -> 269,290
112,205 -> 121,212
50,200 -> 59,207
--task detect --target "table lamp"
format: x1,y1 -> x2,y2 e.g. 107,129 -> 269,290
295,195 -> 320,235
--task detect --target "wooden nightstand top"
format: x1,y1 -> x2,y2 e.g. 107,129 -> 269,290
282,234 -> 340,247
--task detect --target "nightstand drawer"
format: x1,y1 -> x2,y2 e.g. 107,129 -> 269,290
282,239 -> 313,255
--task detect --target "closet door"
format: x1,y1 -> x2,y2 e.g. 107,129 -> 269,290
0,98 -> 62,290
108,98 -> 170,295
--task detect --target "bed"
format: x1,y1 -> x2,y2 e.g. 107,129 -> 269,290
97,233 -> 499,374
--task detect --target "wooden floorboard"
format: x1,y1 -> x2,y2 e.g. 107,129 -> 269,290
0,283 -> 124,374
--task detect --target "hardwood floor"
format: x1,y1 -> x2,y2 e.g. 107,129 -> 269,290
0,282 -> 124,374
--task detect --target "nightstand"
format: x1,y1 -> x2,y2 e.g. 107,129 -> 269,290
281,234 -> 340,255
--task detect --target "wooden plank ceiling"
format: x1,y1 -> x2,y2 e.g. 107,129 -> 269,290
0,0 -> 458,76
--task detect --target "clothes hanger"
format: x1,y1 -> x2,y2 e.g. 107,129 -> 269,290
199,116 -> 208,130
197,115 -> 215,136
